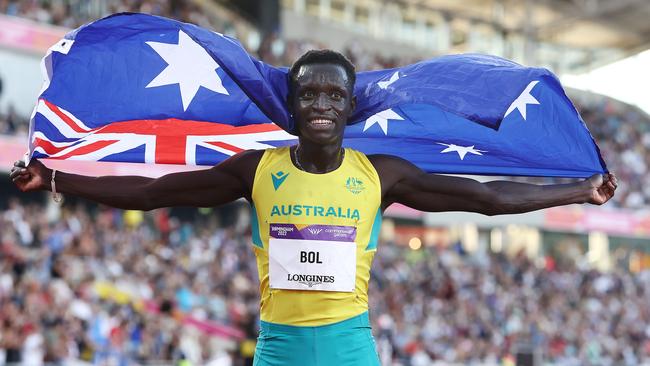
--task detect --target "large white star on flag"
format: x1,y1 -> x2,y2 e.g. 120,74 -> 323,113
363,109 -> 404,135
504,80 -> 540,120
437,143 -> 486,160
377,71 -> 400,89
146,30 -> 229,111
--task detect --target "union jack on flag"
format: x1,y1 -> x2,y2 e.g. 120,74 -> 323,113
30,13 -> 606,177
33,99 -> 294,165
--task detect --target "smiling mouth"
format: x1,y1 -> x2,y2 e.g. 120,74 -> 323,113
308,118 -> 335,129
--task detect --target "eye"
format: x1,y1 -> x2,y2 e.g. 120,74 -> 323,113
331,91 -> 342,100
302,90 -> 314,98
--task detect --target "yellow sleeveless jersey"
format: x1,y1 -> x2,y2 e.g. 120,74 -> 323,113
250,147 -> 382,326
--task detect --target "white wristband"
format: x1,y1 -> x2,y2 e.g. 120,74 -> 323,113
51,169 -> 62,203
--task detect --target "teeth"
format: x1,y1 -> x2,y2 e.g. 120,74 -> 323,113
310,119 -> 333,125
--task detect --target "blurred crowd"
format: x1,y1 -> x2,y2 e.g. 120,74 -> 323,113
0,199 -> 258,365
0,0 -> 221,31
371,242 -> 650,366
1,198 -> 649,365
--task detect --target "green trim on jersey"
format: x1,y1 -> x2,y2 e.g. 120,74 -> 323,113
366,209 -> 383,251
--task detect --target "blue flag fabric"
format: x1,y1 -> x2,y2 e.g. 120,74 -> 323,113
29,13 -> 607,178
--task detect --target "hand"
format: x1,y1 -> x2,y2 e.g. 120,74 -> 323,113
10,159 -> 51,192
585,173 -> 617,205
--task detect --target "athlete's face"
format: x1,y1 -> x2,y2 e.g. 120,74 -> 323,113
291,63 -> 356,145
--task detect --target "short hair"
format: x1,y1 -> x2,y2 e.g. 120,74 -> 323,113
287,49 -> 356,97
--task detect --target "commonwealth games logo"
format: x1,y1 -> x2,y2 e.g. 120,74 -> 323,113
345,177 -> 365,194
307,227 -> 323,235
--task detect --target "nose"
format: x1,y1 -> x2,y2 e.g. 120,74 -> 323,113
312,93 -> 331,112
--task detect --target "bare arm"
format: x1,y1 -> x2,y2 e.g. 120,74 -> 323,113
369,155 -> 617,215
10,150 -> 263,211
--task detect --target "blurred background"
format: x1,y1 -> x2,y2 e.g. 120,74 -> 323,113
1,0 -> 649,365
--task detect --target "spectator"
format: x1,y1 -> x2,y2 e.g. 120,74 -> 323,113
0,198 -> 648,364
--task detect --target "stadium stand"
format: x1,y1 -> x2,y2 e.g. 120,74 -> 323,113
1,200 -> 649,365
0,0 -> 204,29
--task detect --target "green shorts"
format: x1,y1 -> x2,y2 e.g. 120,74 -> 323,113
253,312 -> 380,366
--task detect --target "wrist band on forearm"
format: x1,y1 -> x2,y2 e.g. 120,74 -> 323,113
51,169 -> 62,203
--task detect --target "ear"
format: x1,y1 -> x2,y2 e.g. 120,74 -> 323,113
350,95 -> 357,114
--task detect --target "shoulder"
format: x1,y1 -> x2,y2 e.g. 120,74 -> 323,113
367,154 -> 418,173
366,154 -> 424,200
217,149 -> 265,174
366,153 -> 403,164
213,149 -> 266,201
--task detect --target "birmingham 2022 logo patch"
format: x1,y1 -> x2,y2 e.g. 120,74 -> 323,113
345,177 -> 365,194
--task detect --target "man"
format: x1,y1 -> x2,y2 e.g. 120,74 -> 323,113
11,50 -> 617,365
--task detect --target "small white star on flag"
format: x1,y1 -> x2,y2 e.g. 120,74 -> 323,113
146,30 -> 229,111
437,143 -> 486,160
377,71 -> 400,89
504,80 -> 540,120
363,108 -> 404,135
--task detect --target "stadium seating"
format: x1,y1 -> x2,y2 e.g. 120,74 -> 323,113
1,200 -> 649,364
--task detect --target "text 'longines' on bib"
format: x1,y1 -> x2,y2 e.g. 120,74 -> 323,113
268,223 -> 357,292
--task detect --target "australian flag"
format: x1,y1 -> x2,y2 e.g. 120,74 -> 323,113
29,13 -> 607,178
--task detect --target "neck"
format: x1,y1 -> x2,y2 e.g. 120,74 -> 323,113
294,139 -> 344,174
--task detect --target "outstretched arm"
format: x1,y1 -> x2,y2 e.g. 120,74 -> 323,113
370,155 -> 617,215
10,150 -> 263,211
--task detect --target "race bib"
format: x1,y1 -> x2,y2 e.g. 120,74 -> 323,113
268,223 -> 357,292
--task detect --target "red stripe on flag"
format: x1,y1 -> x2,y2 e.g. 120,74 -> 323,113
206,141 -> 245,154
57,140 -> 117,160
99,119 -> 282,135
33,138 -> 74,155
155,135 -> 186,165
42,99 -> 92,133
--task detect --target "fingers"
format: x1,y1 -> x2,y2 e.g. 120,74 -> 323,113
10,160 -> 26,179
606,179 -> 616,191
10,167 -> 29,181
605,173 -> 618,191
601,173 -> 616,200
